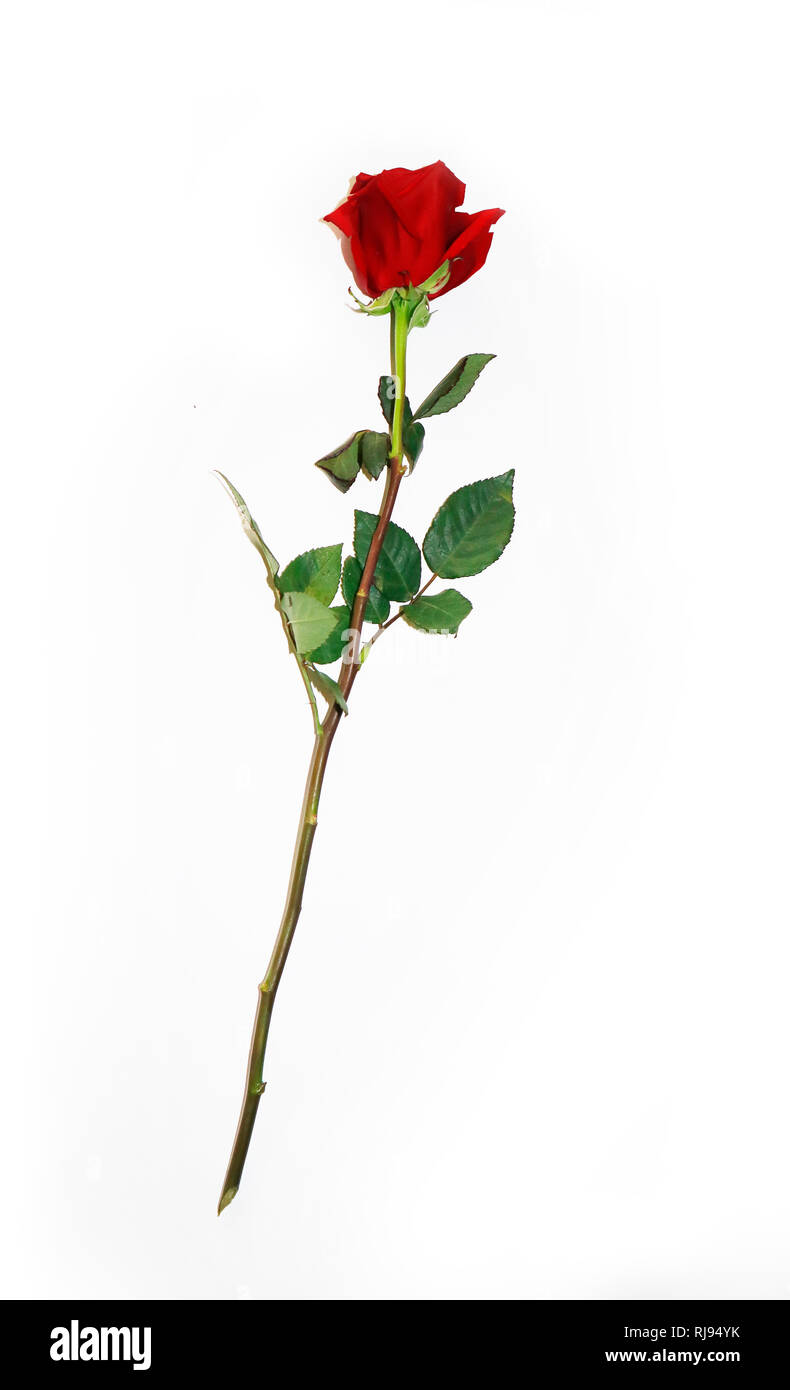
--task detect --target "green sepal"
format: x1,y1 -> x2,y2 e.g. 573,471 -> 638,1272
423,470 -> 515,579
414,259 -> 451,296
308,604 -> 352,665
413,353 -> 496,420
305,665 -> 348,715
401,261 -> 450,332
341,554 -> 390,626
345,270 -> 445,327
280,591 -> 339,655
277,544 -> 342,606
348,286 -> 396,317
354,510 -> 422,603
400,589 -> 472,635
408,295 -> 433,330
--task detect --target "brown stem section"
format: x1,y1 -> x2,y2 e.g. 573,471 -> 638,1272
367,571 -> 437,647
218,294 -> 413,1215
218,461 -> 405,1214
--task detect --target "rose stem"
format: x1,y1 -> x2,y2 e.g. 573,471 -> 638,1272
218,296 -> 411,1214
365,572 -> 438,652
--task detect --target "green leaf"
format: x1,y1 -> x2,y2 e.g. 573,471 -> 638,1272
308,604 -> 352,665
316,429 -> 396,491
216,471 -> 321,682
306,665 -> 348,715
378,375 -> 399,429
368,588 -> 390,624
215,472 -> 344,724
377,380 -> 424,468
359,431 -> 390,481
413,354 -> 496,420
341,555 -> 390,626
354,510 -> 422,603
214,471 -> 279,579
277,545 -> 342,606
400,589 -> 473,635
314,431 -> 365,492
341,554 -> 361,608
280,591 -> 339,656
378,378 -> 415,435
423,471 -> 515,578
404,420 -> 425,469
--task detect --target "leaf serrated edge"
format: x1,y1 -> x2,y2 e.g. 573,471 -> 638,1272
400,589 -> 473,636
280,590 -> 340,656
413,353 -> 496,421
277,543 -> 343,604
354,508 -> 422,602
422,469 -> 516,579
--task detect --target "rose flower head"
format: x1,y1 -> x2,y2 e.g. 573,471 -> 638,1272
323,160 -> 504,302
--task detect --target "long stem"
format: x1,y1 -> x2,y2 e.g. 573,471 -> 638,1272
218,297 -> 411,1214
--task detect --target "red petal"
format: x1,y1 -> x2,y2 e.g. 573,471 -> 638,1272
430,208 -> 505,298
323,165 -> 503,300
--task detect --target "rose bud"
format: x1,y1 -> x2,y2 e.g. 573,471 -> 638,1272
323,160 -> 504,302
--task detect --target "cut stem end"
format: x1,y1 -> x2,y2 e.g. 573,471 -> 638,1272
218,1184 -> 239,1216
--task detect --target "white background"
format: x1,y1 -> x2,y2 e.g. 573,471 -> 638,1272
2,0 -> 789,1300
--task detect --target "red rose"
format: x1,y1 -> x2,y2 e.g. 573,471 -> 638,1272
323,160 -> 504,301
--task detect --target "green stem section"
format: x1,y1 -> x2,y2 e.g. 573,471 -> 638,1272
388,296 -> 409,462
218,297 -> 411,1214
